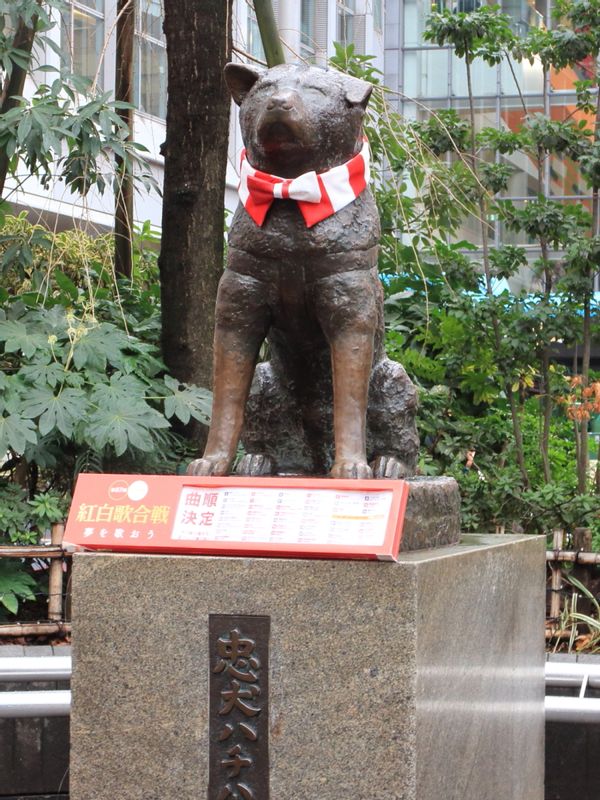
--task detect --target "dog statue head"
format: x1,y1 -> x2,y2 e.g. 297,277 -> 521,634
224,62 -> 373,178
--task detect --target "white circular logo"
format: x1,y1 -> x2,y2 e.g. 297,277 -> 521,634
127,480 -> 149,502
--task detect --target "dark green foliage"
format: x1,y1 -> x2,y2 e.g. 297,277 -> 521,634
412,110 -> 471,156
514,26 -> 597,70
0,220 -> 211,480
499,197 -> 591,248
0,558 -> 36,617
0,3 -> 204,620
579,142 -> 600,189
0,219 -> 212,616
480,163 -> 513,194
334,31 -> 600,536
0,1 -> 157,198
423,6 -> 515,64
476,127 -> 524,155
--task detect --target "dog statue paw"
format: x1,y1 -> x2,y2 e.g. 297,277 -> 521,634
235,453 -> 275,477
370,455 -> 411,480
186,455 -> 231,477
330,459 -> 373,480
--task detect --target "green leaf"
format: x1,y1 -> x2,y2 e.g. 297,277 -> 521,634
0,320 -> 49,358
0,414 -> 38,454
71,322 -> 130,371
53,269 -> 78,300
89,372 -> 148,407
18,361 -> 66,389
87,397 -> 170,456
17,111 -> 32,144
0,561 -> 36,616
21,386 -> 88,437
0,592 -> 18,614
163,378 -> 212,425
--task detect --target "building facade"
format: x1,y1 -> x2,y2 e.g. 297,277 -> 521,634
8,0 -> 591,275
8,0 -> 385,233
384,0 -> 594,288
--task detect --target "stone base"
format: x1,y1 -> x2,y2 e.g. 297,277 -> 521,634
402,476 -> 461,550
70,534 -> 545,800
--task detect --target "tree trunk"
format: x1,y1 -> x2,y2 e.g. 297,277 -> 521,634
114,0 -> 135,279
159,0 -> 233,400
466,57 -> 529,488
0,12 -> 39,197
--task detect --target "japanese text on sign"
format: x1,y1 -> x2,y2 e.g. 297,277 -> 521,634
173,487 -> 393,546
209,615 -> 270,800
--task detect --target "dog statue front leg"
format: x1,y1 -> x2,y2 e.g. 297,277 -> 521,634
328,329 -> 374,479
187,332 -> 259,476
315,270 -> 378,479
187,270 -> 269,477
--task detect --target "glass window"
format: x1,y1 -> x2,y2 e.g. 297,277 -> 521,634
301,0 -> 316,61
402,101 -> 418,121
61,1 -> 105,87
374,0 -> 383,32
247,8 -> 265,62
139,0 -> 163,41
134,39 -> 167,118
452,55 -> 498,97
453,218 -> 487,248
404,0 -> 453,47
77,0 -> 104,11
403,49 -> 450,99
499,98 -> 543,197
336,0 -> 355,46
500,54 -> 544,95
451,98 -> 498,135
403,0 -> 420,47
135,0 -> 167,118
500,0 -> 544,36
550,62 -> 594,93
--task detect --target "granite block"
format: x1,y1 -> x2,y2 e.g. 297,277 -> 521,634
70,534 -> 544,800
402,476 -> 461,551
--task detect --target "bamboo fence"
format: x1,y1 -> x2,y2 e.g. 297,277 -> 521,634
1,524 -> 600,639
0,523 -> 72,638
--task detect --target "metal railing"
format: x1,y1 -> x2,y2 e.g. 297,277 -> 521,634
0,655 -> 72,718
2,656 -> 600,721
545,662 -> 600,723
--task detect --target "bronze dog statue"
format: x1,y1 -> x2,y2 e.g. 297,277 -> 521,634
188,63 -> 418,479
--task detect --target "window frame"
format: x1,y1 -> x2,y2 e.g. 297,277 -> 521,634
134,0 -> 167,120
61,0 -> 106,89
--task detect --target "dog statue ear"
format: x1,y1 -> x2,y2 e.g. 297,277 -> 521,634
224,63 -> 262,105
344,76 -> 373,110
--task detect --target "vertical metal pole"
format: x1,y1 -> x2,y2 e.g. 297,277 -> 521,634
549,528 -> 564,623
114,0 -> 135,278
48,523 -> 64,622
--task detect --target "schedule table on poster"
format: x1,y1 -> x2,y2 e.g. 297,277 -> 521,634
64,474 -> 409,560
173,486 -> 393,546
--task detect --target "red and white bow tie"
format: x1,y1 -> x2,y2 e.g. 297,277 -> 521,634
238,139 -> 371,228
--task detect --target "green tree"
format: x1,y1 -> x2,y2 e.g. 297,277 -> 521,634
424,6 -> 532,487
335,26 -> 600,534
0,1 -> 154,204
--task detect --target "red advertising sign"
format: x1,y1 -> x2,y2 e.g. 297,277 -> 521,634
64,474 -> 409,561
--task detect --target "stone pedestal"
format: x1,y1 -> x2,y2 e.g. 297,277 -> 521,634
71,534 -> 545,800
